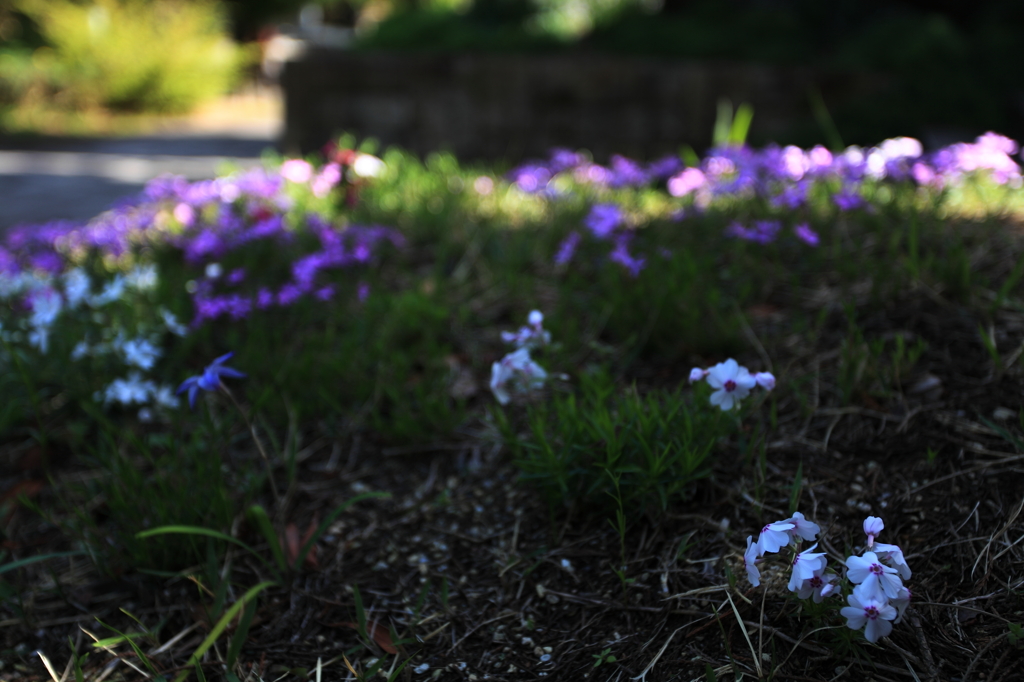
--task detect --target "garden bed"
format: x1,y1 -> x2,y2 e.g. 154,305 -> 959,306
1,133 -> 1023,681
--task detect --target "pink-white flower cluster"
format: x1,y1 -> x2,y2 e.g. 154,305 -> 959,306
490,310 -> 550,405
840,516 -> 913,643
743,513 -> 913,644
689,359 -> 775,411
744,512 -> 837,603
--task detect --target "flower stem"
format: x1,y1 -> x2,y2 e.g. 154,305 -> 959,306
221,384 -> 280,507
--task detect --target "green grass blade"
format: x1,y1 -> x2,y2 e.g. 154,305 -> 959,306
729,102 -> 754,146
0,550 -> 86,575
246,505 -> 288,574
136,525 -> 271,571
173,582 -> 276,682
95,619 -> 161,678
353,584 -> 367,640
225,597 -> 257,669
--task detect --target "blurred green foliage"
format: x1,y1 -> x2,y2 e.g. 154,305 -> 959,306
0,0 -> 246,116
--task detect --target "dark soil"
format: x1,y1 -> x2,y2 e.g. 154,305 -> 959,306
2,292 -> 1023,682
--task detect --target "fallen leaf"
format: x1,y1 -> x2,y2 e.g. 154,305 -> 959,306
282,519 -> 320,570
324,620 -> 397,654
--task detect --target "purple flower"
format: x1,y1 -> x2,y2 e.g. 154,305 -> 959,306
725,220 -> 779,245
554,231 -> 582,266
548,148 -> 582,173
833,187 -> 866,211
608,155 -> 650,187
794,223 -> 819,246
256,288 -> 275,309
176,352 -> 247,409
608,236 -> 646,277
770,181 -> 808,209
508,163 -> 552,193
584,204 -> 623,240
277,283 -> 305,306
646,156 -> 684,181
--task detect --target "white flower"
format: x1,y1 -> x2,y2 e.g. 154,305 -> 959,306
757,520 -> 795,555
29,288 -> 63,329
27,288 -> 63,353
873,542 -> 912,581
28,329 -> 51,354
64,269 -> 91,308
351,153 -> 385,179
126,265 -> 158,291
796,566 -> 838,603
840,586 -> 897,643
705,359 -> 757,411
103,372 -> 157,406
500,311 -> 551,349
787,543 -> 827,592
490,360 -> 515,405
863,516 -> 884,548
754,372 -> 776,391
205,263 -> 223,279
71,341 -> 91,360
152,385 -> 179,410
890,585 -> 911,624
688,367 -> 708,383
90,276 -> 125,306
119,337 -> 161,371
781,511 -> 820,543
490,347 -> 548,405
744,535 -> 761,587
160,308 -> 188,336
846,551 -> 903,600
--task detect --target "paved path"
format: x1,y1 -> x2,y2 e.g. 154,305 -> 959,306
0,133 -> 277,230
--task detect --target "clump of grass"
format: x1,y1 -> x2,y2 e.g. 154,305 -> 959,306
501,371 -> 734,516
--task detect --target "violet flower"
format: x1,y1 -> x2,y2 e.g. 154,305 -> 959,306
176,352 -> 246,409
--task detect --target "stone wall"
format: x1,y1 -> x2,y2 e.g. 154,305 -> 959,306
281,50 -> 878,161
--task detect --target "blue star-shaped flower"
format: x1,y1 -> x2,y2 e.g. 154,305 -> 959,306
177,352 -> 246,409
